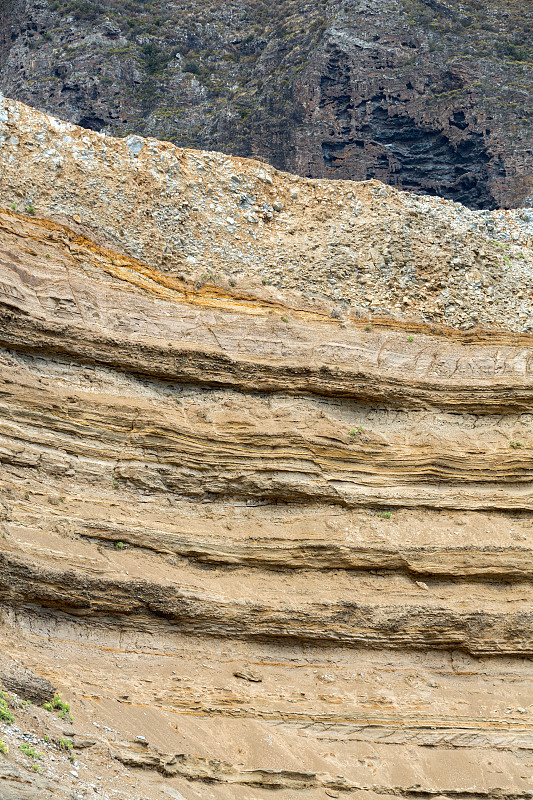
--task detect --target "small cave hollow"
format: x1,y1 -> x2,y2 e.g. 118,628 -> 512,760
78,115 -> 105,132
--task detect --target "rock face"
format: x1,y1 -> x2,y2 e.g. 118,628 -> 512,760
0,98 -> 533,800
1,0 -> 533,208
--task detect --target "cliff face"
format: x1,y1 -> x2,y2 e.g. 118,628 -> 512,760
1,97 -> 533,800
1,0 -> 533,209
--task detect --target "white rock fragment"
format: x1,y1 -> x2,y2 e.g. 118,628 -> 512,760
126,136 -> 144,156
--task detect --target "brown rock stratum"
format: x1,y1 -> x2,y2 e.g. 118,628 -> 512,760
0,96 -> 532,800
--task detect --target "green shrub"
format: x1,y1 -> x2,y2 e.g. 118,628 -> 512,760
183,59 -> 200,75
0,692 -> 14,724
66,0 -> 101,22
0,740 -> 8,756
20,743 -> 42,760
52,694 -> 70,713
142,42 -> 174,74
45,693 -> 73,721
59,737 -> 73,751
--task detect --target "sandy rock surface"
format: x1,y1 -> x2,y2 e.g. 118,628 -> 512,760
1,94 -> 533,333
0,98 -> 532,800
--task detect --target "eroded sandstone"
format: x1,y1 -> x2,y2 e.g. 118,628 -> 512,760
0,99 -> 532,800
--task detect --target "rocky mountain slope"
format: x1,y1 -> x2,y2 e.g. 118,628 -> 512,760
1,0 -> 533,209
1,96 -> 533,800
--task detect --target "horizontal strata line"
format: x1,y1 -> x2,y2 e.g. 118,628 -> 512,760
111,744 -> 533,796
2,553 -> 533,656
3,414 -> 533,485
65,523 -> 533,579
113,695 -> 533,749
2,315 -> 533,412
113,700 -> 533,748
10,509 -> 533,580
3,209 -> 533,344
3,210 -> 533,347
1,416 -> 533,510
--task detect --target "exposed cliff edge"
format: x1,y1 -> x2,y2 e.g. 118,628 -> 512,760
0,97 -> 532,800
1,0 -> 533,208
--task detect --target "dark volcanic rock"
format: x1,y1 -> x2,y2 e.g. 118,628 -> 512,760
0,0 -> 532,208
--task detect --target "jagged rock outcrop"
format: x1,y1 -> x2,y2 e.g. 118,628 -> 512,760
0,0 -> 533,208
0,98 -> 532,800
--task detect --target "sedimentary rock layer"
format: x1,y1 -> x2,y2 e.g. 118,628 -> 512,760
0,102 -> 532,799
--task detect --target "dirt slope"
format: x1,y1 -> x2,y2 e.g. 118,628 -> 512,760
0,97 -> 532,800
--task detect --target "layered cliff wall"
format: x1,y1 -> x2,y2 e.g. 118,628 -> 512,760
0,97 -> 532,800
1,0 -> 533,208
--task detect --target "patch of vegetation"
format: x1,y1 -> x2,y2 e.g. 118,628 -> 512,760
26,205 -> 36,216
0,691 -> 15,725
52,695 -> 70,712
114,540 -> 125,549
20,743 -> 43,760
510,440 -> 524,448
183,59 -> 200,75
142,42 -> 177,75
494,40 -> 531,62
61,0 -> 103,21
377,510 -> 392,519
59,737 -> 73,751
44,694 -> 73,721
0,740 -> 8,756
